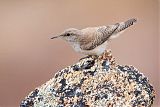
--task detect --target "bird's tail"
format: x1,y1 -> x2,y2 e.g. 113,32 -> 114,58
109,18 -> 137,39
115,18 -> 137,33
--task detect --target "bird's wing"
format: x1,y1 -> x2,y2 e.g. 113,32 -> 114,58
79,24 -> 119,50
80,18 -> 137,50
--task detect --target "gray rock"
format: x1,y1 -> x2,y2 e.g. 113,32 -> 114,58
20,51 -> 155,107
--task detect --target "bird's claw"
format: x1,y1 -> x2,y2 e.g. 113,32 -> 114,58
79,55 -> 98,61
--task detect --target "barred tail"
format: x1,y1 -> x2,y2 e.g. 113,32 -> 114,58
115,18 -> 137,33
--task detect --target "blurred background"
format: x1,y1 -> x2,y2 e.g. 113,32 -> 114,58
0,0 -> 159,106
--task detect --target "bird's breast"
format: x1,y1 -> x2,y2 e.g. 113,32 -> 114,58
69,42 -> 81,52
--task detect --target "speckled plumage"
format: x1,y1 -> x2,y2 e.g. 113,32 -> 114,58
51,18 -> 137,55
20,50 -> 155,107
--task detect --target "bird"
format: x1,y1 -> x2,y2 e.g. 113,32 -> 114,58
51,18 -> 137,56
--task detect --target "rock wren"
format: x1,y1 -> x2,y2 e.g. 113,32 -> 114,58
51,18 -> 137,56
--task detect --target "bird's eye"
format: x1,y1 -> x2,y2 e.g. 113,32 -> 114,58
66,33 -> 70,36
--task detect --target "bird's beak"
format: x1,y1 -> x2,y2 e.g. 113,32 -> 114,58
50,35 -> 61,39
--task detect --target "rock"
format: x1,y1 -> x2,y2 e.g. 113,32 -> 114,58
20,50 -> 155,107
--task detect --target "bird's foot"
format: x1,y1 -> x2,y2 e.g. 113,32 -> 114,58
79,55 -> 98,61
91,55 -> 99,60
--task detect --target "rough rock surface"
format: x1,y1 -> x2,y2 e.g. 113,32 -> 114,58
20,50 -> 155,107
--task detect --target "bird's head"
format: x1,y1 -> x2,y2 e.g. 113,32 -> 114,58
51,28 -> 82,42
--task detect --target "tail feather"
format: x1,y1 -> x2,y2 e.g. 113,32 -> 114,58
115,18 -> 137,33
109,18 -> 137,39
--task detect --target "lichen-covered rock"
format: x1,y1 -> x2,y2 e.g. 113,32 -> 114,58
20,51 -> 155,107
